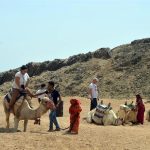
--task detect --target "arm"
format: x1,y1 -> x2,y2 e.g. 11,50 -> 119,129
25,78 -> 30,88
88,88 -> 92,99
33,90 -> 47,97
58,95 -> 62,101
56,94 -> 62,107
25,73 -> 30,88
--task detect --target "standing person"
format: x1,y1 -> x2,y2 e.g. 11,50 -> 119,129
36,83 -> 47,103
68,98 -> 82,134
47,81 -> 61,132
136,94 -> 145,124
9,65 -> 33,111
88,77 -> 99,110
33,83 -> 47,125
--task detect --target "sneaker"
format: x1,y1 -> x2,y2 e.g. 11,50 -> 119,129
54,128 -> 60,131
48,129 -> 54,132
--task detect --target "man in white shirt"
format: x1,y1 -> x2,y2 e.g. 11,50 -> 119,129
88,77 -> 99,110
9,65 -> 32,111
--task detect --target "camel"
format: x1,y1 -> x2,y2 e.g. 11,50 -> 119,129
146,110 -> 150,121
3,95 -> 53,132
87,101 -> 123,126
117,102 -> 137,124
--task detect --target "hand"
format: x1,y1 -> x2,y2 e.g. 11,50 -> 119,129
45,90 -> 49,94
32,94 -> 37,98
20,88 -> 25,92
56,103 -> 59,108
88,95 -> 92,99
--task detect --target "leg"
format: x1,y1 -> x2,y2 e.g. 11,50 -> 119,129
24,120 -> 28,132
3,102 -> 10,128
94,98 -> 97,108
6,112 -> 10,128
90,98 -> 97,110
9,89 -> 20,110
71,118 -> 79,134
49,111 -> 54,130
90,100 -> 93,110
14,117 -> 19,132
52,111 -> 60,130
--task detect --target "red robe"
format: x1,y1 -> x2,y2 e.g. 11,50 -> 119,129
137,102 -> 145,124
69,99 -> 82,133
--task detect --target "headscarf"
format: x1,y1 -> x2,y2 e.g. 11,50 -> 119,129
136,94 -> 143,104
70,99 -> 81,106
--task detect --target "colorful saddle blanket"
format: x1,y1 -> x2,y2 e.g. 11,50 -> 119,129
4,89 -> 27,103
94,104 -> 108,118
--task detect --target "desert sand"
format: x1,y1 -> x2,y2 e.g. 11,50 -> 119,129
0,96 -> 150,150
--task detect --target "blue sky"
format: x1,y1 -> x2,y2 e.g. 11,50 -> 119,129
0,0 -> 149,72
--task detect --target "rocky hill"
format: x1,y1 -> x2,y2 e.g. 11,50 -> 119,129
0,38 -> 150,99
0,48 -> 111,85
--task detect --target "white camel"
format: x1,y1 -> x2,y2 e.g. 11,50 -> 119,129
146,110 -> 150,121
3,95 -> 53,132
87,101 -> 123,126
117,102 -> 137,124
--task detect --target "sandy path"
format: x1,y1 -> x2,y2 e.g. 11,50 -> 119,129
0,96 -> 150,150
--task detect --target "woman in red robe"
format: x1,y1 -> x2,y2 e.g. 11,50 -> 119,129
69,99 -> 82,134
136,94 -> 145,124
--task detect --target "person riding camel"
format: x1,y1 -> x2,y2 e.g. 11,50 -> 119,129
8,65 -> 33,113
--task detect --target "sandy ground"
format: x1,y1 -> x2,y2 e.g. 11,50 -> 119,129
0,96 -> 150,150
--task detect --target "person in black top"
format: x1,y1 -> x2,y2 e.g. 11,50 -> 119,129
47,81 -> 62,132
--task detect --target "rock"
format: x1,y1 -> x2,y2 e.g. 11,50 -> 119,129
131,38 -> 150,45
93,48 -> 111,59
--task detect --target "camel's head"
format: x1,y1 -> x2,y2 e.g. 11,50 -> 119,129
117,104 -> 137,123
40,97 -> 55,110
103,103 -> 112,114
124,101 -> 136,110
120,104 -> 131,112
117,104 -> 131,119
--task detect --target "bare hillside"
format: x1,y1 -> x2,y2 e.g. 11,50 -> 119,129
0,38 -> 150,99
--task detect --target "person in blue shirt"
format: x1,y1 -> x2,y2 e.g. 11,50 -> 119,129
47,81 -> 61,132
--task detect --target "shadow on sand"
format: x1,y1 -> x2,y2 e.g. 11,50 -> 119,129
0,127 -> 22,133
30,131 -> 49,134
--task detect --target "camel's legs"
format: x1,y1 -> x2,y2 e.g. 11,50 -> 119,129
24,120 -> 28,132
14,117 -> 19,131
3,102 -> 10,129
5,112 -> 10,128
